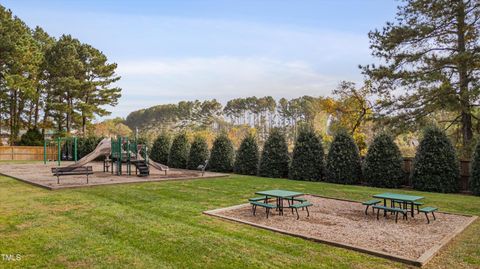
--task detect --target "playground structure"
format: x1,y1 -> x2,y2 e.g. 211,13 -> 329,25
45,135 -> 169,182
43,137 -> 78,166
109,136 -> 150,177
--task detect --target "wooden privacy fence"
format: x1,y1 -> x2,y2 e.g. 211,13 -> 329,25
402,157 -> 471,192
0,146 -> 57,161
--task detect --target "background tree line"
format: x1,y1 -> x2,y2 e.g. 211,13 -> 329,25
124,81 -> 374,154
0,5 -> 121,145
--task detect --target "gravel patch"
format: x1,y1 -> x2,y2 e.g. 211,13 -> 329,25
213,195 -> 474,261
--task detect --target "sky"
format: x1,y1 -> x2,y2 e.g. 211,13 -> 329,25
1,0 -> 399,119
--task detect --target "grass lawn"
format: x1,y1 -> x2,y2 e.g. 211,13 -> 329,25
0,174 -> 479,268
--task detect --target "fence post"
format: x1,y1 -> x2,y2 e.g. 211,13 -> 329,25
11,146 -> 14,160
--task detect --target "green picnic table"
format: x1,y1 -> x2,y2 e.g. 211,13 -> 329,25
255,189 -> 304,215
373,192 -> 424,217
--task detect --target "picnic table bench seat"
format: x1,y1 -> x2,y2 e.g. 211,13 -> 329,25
289,202 -> 312,219
362,199 -> 381,215
248,197 -> 268,202
250,201 -> 277,218
51,166 -> 93,184
392,200 -> 424,213
419,207 -> 438,224
373,205 -> 408,223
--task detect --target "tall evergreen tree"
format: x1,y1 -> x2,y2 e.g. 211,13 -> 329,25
77,44 -> 121,135
44,35 -> 83,134
168,133 -> 190,169
412,126 -> 459,193
0,6 -> 41,144
150,133 -> 171,164
362,0 -> 480,147
234,133 -> 259,175
32,26 -> 55,133
325,131 -> 362,184
259,129 -> 290,178
363,133 -> 404,188
187,136 -> 209,170
289,128 -> 324,181
209,134 -> 234,172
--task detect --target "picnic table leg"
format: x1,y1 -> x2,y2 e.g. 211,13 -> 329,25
291,198 -> 294,214
279,198 -> 283,216
410,202 -> 414,217
383,199 -> 387,217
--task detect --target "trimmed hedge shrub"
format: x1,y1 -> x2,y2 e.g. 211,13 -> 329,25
363,133 -> 404,188
150,133 -> 171,164
168,133 -> 190,169
289,128 -> 324,181
412,126 -> 459,193
259,129 -> 290,178
187,136 -> 209,170
209,134 -> 235,172
325,131 -> 362,184
18,128 -> 43,146
471,142 -> 480,196
234,134 -> 259,175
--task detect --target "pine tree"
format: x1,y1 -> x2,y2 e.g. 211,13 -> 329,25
413,126 -> 459,193
209,134 -> 234,172
234,133 -> 259,175
362,0 -> 480,147
168,133 -> 190,169
259,129 -> 290,178
289,128 -> 324,181
470,141 -> 480,196
150,133 -> 171,164
325,131 -> 362,184
363,133 -> 404,188
187,136 -> 209,170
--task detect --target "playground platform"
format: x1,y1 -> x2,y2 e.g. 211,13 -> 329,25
0,161 -> 229,190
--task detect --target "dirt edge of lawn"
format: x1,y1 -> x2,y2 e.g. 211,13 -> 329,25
203,194 -> 478,267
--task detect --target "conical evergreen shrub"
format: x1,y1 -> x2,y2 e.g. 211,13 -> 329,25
289,128 -> 324,181
234,133 -> 259,175
412,126 -> 459,193
150,133 -> 171,164
209,134 -> 234,172
259,129 -> 289,178
325,131 -> 362,184
187,136 -> 209,170
470,141 -> 480,196
363,133 -> 404,188
168,132 -> 190,169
